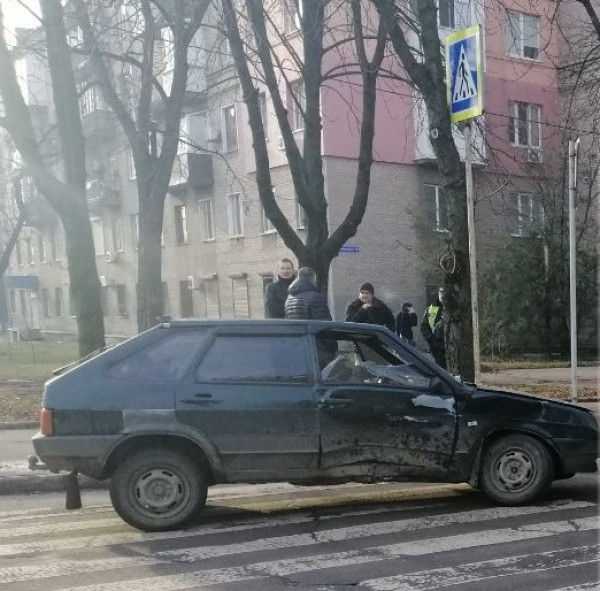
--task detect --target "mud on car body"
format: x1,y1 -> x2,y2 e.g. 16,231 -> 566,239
33,318 -> 599,531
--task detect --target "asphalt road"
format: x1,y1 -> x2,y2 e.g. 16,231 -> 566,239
0,475 -> 597,590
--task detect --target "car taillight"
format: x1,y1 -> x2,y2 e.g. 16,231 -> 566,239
40,408 -> 54,436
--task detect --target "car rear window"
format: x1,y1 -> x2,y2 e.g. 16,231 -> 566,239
195,335 -> 309,383
108,330 -> 210,382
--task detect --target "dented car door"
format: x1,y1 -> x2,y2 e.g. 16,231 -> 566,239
315,329 -> 457,480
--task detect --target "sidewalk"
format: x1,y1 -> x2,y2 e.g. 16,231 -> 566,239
0,367 -> 597,496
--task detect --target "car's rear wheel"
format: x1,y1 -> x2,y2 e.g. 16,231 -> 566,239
480,434 -> 553,505
109,449 -> 207,531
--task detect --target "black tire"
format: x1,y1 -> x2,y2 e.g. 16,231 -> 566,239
480,434 -> 554,506
109,449 -> 208,531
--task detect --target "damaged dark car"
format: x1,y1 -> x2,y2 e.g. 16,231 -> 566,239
32,318 -> 598,531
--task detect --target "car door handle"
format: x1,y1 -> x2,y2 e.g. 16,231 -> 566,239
180,393 -> 219,405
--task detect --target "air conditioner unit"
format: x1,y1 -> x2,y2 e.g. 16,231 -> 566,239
277,135 -> 285,151
524,148 -> 542,164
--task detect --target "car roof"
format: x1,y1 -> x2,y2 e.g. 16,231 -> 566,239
160,317 -> 388,334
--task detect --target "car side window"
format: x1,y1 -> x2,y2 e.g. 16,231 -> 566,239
108,330 -> 210,383
195,335 -> 309,383
318,332 -> 433,389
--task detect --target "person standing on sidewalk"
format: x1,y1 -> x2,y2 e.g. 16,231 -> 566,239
395,302 -> 418,346
284,267 -> 332,320
421,286 -> 446,369
345,283 -> 395,331
264,258 -> 296,318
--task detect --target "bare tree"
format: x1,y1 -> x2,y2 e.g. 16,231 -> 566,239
220,0 -> 386,292
371,0 -> 475,379
0,0 -> 105,356
72,0 -> 210,331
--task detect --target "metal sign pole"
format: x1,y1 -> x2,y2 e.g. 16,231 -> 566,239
465,120 -> 480,383
446,26 -> 483,383
568,139 -> 580,403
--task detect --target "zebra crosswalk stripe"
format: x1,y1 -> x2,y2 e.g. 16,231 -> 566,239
0,507 -> 596,589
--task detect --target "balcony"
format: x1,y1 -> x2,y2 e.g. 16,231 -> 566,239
86,173 -> 120,208
169,153 -> 213,193
81,108 -> 115,139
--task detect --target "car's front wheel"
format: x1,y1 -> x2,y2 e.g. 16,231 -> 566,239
109,449 -> 207,531
480,434 -> 554,505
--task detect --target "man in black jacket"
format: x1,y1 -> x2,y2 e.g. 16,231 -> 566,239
284,267 -> 332,320
345,283 -> 395,331
264,258 -> 296,318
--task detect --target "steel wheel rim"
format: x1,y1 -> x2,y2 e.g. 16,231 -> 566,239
492,448 -> 535,492
131,467 -> 190,517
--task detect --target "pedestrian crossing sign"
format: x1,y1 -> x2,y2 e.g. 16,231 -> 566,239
446,25 -> 484,124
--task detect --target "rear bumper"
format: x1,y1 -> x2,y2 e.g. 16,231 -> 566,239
32,433 -> 120,478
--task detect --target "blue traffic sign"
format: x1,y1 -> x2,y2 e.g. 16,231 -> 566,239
446,25 -> 484,123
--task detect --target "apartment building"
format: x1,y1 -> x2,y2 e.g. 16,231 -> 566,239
1,0 -> 570,341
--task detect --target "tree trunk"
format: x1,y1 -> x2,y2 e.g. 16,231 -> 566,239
136,175 -> 166,329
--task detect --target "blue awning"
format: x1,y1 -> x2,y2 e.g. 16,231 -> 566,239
3,275 -> 39,290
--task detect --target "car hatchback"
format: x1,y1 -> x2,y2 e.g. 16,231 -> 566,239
33,318 -> 598,531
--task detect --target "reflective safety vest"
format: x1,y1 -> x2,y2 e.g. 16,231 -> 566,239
427,304 -> 441,331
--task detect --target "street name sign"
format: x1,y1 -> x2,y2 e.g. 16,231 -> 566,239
446,25 -> 484,124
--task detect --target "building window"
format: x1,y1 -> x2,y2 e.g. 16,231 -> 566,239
424,184 -> 449,232
131,214 -> 139,250
506,12 -> 539,59
79,84 -> 104,117
91,217 -> 105,256
38,234 -> 47,263
222,104 -> 238,153
260,204 -> 276,234
55,287 -> 64,316
116,284 -> 127,316
283,0 -> 302,33
438,0 -> 471,29
25,237 -> 34,265
509,193 -> 544,237
174,205 -> 188,245
508,102 -> 541,148
50,232 -> 59,261
227,193 -> 244,238
111,217 -> 124,252
290,79 -> 305,132
128,149 -> 136,179
15,241 -> 22,266
198,198 -> 215,241
295,198 -> 307,229
259,91 -> 269,139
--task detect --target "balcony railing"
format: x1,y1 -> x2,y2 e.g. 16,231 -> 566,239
86,173 -> 120,208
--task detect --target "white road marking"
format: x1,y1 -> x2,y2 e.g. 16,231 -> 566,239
0,513 -> 596,587
364,542 -> 599,590
0,500 -> 593,558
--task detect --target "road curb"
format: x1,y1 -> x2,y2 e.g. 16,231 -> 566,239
0,471 -> 106,495
0,421 -> 38,431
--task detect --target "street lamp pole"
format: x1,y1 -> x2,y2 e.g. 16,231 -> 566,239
568,138 -> 580,403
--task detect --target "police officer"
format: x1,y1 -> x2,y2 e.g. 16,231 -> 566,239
421,287 -> 446,369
